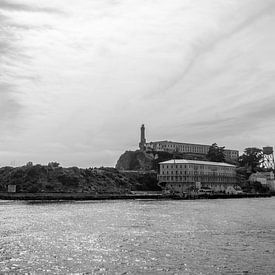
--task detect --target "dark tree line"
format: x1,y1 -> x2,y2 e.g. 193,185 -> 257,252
238,147 -> 264,173
206,144 -> 267,174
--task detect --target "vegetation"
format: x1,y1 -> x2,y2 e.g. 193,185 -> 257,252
0,163 -> 159,193
238,147 -> 263,173
240,180 -> 270,194
236,148 -> 274,191
206,143 -> 225,162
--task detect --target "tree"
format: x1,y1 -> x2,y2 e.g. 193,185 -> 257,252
26,161 -> 33,167
48,162 -> 60,169
206,143 -> 225,162
238,147 -> 263,173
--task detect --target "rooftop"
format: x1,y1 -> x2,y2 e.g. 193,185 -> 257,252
159,159 -> 236,167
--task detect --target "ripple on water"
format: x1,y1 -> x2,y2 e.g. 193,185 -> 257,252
0,198 -> 275,274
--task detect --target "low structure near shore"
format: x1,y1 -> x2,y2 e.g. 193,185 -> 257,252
0,191 -> 271,201
249,171 -> 275,192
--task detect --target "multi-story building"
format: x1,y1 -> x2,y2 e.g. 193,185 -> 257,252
158,159 -> 237,194
145,141 -> 239,161
138,125 -> 239,162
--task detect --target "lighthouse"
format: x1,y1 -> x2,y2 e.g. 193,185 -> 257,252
139,124 -> 146,151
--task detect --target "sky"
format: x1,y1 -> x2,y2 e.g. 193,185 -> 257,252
1,0 -> 275,167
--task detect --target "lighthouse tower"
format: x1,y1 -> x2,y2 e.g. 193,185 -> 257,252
139,124 -> 146,151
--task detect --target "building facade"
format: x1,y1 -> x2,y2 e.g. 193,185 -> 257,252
158,159 -> 237,193
145,140 -> 239,161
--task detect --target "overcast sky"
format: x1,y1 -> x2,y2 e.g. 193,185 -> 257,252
1,0 -> 275,167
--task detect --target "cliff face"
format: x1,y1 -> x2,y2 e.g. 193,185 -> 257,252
116,150 -> 209,171
115,150 -> 154,171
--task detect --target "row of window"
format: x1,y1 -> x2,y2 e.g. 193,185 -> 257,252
160,164 -> 235,171
163,144 -> 208,153
159,175 -> 236,182
224,150 -> 239,156
149,142 -> 238,156
161,170 -> 235,176
147,143 -> 209,153
146,142 -> 238,160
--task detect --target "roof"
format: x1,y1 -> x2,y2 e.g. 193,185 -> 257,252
159,159 -> 236,167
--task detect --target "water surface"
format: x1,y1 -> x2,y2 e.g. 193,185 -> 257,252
0,198 -> 274,274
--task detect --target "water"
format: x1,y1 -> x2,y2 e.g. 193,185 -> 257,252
0,198 -> 274,274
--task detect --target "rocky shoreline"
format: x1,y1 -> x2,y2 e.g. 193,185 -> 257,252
0,192 -> 272,201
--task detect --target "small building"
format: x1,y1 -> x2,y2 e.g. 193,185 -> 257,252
249,171 -> 275,191
7,185 -> 17,193
158,159 -> 237,194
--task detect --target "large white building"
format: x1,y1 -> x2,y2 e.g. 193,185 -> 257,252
158,159 -> 237,194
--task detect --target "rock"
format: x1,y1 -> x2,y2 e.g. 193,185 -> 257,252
115,150 -> 154,171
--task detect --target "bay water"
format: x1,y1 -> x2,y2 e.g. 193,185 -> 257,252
0,198 -> 274,274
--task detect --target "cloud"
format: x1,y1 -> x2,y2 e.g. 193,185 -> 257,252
136,3 -> 275,154
0,0 -> 62,14
0,14 -> 22,134
147,1 -> 275,98
0,0 -> 275,166
0,83 -> 21,118
0,83 -> 23,139
0,1 -> 56,142
187,95 -> 275,133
